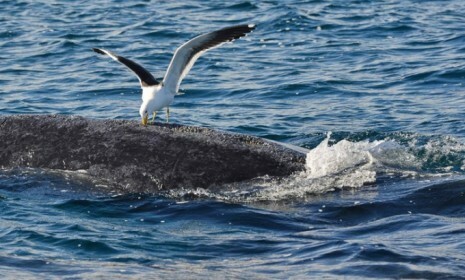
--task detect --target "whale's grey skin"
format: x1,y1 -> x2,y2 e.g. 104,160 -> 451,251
0,115 -> 306,193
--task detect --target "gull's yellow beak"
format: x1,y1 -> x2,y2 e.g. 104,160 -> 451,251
141,114 -> 148,126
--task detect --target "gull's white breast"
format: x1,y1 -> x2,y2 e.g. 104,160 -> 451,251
142,85 -> 174,112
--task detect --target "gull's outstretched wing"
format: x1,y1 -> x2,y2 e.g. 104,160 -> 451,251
92,48 -> 160,87
162,24 -> 255,93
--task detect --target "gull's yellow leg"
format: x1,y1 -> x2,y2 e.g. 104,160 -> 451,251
166,107 -> 170,123
151,112 -> 157,123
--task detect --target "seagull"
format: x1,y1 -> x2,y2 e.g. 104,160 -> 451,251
92,24 -> 256,125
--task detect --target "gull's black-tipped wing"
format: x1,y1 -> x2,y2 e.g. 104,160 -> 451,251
92,48 -> 160,87
162,24 -> 256,93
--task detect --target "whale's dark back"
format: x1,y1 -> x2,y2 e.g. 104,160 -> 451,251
0,115 -> 305,193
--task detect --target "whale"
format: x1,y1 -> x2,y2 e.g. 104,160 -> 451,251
0,115 -> 306,193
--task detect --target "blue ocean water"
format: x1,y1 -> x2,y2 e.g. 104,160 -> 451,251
1,0 -> 465,278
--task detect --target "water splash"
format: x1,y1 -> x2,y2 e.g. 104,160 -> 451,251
167,132 -> 465,202
305,132 -> 377,179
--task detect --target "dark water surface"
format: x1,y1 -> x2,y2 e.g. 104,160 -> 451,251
1,0 -> 465,278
